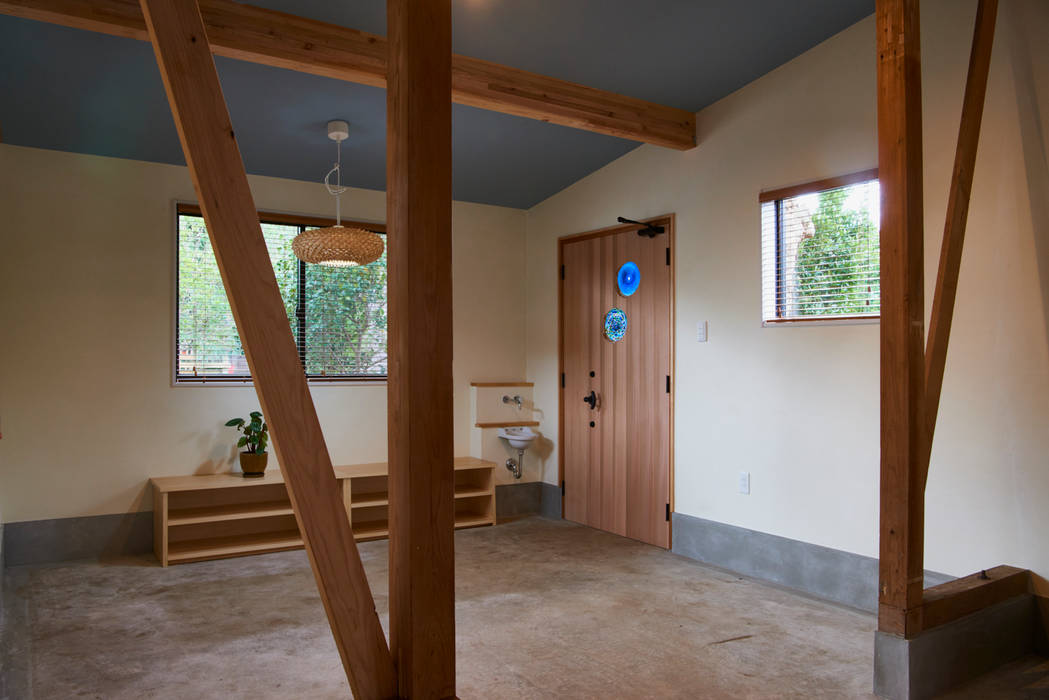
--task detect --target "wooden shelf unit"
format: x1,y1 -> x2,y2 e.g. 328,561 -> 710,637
152,457 -> 496,566
335,457 -> 497,543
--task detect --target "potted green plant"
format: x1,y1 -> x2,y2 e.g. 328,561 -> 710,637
225,411 -> 270,478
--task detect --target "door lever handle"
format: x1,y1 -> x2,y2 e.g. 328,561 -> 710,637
583,390 -> 597,410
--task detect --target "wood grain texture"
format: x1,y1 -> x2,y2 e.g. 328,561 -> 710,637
0,0 -> 695,149
562,239 -> 591,526
138,0 -> 395,695
922,0 -> 998,489
152,470 -> 288,493
921,566 -> 1029,631
385,0 -> 456,696
876,0 -> 927,639
758,168 -> 880,203
177,202 -> 386,232
560,221 -> 672,548
474,421 -> 541,428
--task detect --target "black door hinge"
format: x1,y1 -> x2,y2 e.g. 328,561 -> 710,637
560,264 -> 565,280
666,503 -> 671,521
561,480 -> 565,497
561,372 -> 565,388
666,247 -> 670,266
666,375 -> 671,393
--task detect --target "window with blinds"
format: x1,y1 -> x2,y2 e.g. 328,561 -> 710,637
176,209 -> 387,382
760,170 -> 880,324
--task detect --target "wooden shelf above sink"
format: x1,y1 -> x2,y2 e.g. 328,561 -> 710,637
475,420 -> 540,428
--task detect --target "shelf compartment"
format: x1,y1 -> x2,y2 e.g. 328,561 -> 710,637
454,466 -> 493,494
168,482 -> 288,512
351,504 -> 388,541
454,493 -> 494,527
352,484 -> 491,508
167,513 -> 298,545
168,500 -> 294,525
168,530 -> 303,564
455,514 -> 494,530
454,487 -> 491,500
351,492 -> 389,508
349,474 -> 389,509
352,520 -> 390,540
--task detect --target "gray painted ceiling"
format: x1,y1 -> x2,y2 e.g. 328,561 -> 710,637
0,1 -> 873,209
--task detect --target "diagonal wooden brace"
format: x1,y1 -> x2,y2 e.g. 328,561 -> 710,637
139,0 -> 396,696
922,0 -> 998,489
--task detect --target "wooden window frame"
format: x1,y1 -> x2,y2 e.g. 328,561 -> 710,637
759,168 -> 881,326
174,202 -> 388,385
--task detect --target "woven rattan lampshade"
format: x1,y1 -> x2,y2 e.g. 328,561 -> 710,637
292,225 -> 384,267
294,120 -> 385,267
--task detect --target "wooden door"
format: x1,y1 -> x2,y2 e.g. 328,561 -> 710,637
561,221 -> 672,548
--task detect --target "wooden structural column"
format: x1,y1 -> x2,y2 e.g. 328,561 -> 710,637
386,0 -> 456,697
876,0 -> 927,638
139,0 -> 396,696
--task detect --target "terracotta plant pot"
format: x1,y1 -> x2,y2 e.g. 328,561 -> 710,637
239,452 -> 269,478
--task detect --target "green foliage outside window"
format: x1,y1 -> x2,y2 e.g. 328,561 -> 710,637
794,186 -> 879,317
176,214 -> 387,379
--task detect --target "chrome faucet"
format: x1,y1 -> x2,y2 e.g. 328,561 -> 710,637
502,394 -> 522,409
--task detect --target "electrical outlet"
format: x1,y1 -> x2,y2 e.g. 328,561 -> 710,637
697,320 -> 708,342
738,471 -> 750,495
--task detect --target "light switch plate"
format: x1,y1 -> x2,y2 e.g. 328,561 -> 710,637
697,320 -> 708,342
738,471 -> 750,495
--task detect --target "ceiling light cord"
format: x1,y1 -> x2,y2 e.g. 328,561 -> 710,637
324,138 -> 348,226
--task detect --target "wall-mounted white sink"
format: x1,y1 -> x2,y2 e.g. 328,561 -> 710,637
497,427 -> 537,480
497,426 -> 537,451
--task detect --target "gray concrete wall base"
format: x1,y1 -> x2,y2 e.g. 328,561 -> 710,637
671,512 -> 951,612
496,481 -> 562,520
496,482 -> 542,518
538,482 -> 562,519
2,484 -> 562,569
873,595 -> 1040,699
3,512 -> 153,567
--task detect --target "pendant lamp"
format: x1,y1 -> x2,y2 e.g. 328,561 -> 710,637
292,120 -> 384,267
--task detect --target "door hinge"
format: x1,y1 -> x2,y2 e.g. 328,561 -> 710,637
666,375 -> 671,393
560,264 -> 565,280
561,480 -> 565,498
666,503 -> 671,521
561,372 -> 565,388
666,247 -> 670,266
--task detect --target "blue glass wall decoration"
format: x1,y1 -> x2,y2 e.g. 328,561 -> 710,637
617,262 -> 640,296
604,308 -> 627,342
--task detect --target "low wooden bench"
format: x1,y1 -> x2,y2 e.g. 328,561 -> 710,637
151,457 -> 496,566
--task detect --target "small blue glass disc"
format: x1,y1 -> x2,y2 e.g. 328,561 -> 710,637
604,308 -> 627,342
617,262 -> 641,296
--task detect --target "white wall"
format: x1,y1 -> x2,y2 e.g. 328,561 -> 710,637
0,145 -> 527,522
525,0 -> 1049,582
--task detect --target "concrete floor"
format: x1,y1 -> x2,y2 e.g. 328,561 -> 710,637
1,517 -> 1044,699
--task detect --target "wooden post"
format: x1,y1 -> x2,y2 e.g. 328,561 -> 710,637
922,0 -> 998,487
876,0 -> 927,638
139,0 -> 396,696
386,0 -> 456,697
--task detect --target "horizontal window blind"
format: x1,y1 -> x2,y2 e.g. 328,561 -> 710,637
175,212 -> 387,382
760,177 -> 880,323
305,241 -> 388,377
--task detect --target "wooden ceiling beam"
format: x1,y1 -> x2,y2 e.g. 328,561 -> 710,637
138,0 -> 396,695
0,0 -> 697,149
